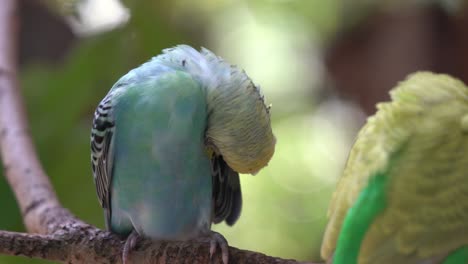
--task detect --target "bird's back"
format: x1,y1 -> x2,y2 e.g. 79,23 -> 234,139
109,65 -> 213,240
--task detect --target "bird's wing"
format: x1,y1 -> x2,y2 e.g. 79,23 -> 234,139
91,94 -> 116,228
211,154 -> 242,226
357,114 -> 468,264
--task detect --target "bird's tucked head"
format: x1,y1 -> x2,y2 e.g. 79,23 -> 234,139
155,45 -> 276,174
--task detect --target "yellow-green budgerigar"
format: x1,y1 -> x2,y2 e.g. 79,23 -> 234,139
90,45 -> 275,263
321,72 -> 468,264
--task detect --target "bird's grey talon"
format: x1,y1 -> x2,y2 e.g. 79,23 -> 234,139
206,231 -> 229,264
122,231 -> 139,264
210,239 -> 216,258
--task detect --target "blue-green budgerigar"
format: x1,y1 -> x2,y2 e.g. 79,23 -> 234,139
90,45 -> 275,263
321,72 -> 468,264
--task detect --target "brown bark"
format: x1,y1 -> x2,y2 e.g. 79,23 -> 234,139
0,0 -> 316,263
0,228 -> 309,263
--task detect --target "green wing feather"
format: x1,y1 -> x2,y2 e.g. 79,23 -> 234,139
442,246 -> 468,264
322,72 -> 468,264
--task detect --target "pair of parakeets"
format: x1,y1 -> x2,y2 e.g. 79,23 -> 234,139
91,44 -> 468,264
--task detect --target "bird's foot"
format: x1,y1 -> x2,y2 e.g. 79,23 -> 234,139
122,230 -> 140,264
196,231 -> 229,264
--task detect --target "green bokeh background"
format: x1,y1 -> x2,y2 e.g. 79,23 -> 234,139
0,0 -> 384,263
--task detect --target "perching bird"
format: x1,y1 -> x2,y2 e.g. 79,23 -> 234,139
90,45 -> 275,263
321,72 -> 468,264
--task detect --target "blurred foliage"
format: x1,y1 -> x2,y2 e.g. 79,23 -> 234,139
0,0 -> 369,263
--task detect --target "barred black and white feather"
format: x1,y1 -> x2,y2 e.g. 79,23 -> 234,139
91,93 -> 115,226
211,155 -> 242,226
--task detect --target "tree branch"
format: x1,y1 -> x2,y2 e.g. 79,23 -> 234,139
0,0 -> 317,263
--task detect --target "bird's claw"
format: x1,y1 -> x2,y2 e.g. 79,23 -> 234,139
122,230 -> 139,264
206,231 -> 229,264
